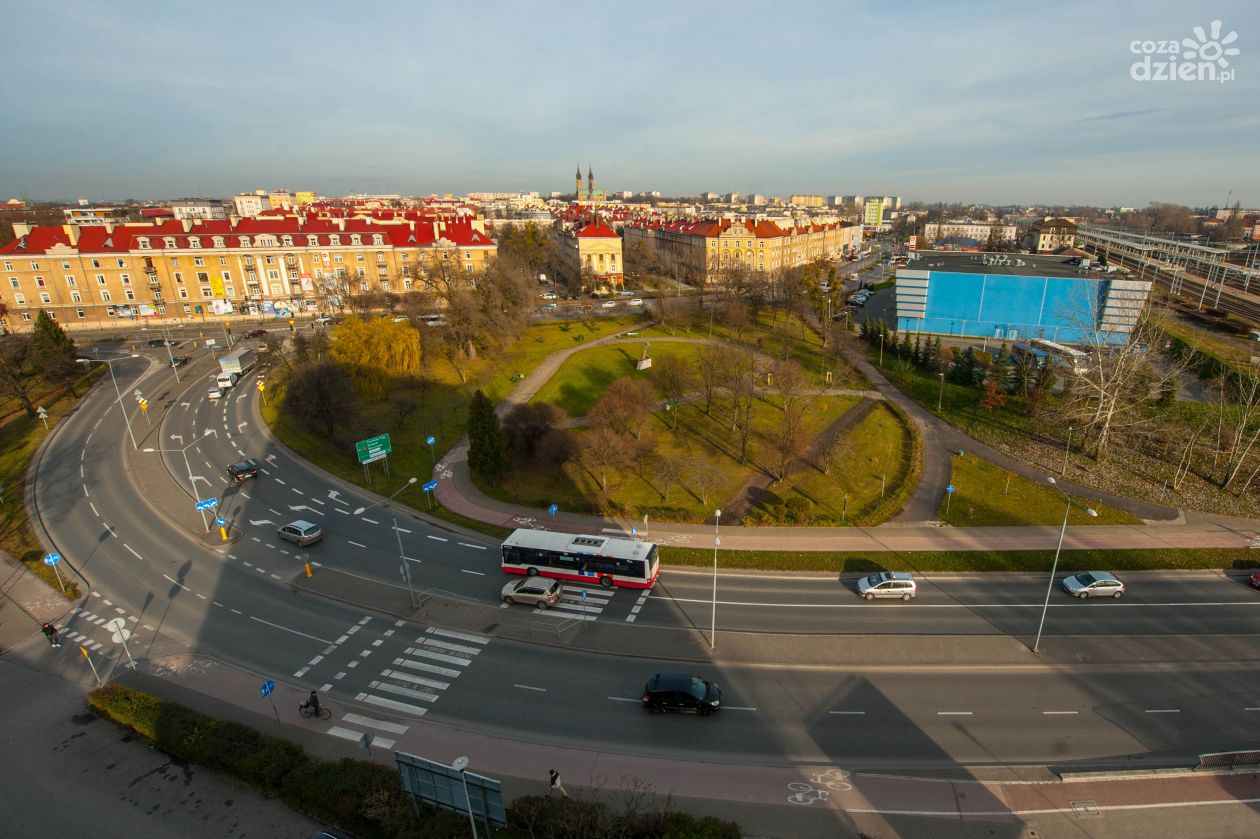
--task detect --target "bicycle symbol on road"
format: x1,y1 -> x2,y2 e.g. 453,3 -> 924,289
786,769 -> 852,805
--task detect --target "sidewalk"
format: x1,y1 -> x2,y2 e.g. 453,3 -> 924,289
0,549 -> 73,654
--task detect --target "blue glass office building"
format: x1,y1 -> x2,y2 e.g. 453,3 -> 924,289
894,252 -> 1151,345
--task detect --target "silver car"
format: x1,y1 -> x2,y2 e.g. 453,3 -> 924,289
278,520 -> 323,547
501,577 -> 563,609
857,571 -> 917,601
1062,571 -> 1125,599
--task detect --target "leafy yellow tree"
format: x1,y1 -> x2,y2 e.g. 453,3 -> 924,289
329,315 -> 422,400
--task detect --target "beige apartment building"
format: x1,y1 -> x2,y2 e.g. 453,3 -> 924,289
624,218 -> 861,284
923,221 -> 1018,245
788,194 -> 825,207
555,221 -> 623,290
1027,218 -> 1078,253
0,215 -> 495,331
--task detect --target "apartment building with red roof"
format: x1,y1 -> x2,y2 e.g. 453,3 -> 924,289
0,214 -> 495,331
623,217 -> 861,285
555,220 -> 623,290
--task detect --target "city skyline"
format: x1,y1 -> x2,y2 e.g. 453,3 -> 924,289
2,1 -> 1256,207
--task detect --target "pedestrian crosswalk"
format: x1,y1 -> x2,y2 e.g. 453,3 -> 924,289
353,626 -> 489,719
501,583 -> 616,621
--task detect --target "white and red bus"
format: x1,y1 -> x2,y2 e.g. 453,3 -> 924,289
500,529 -> 660,589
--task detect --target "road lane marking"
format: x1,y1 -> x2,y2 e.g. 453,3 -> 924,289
393,526 -> 412,534
514,684 -> 547,692
937,711 -> 973,716
348,540 -> 367,548
327,727 -> 395,750
361,517 -> 379,525
1145,709 -> 1180,713
426,535 -> 448,542
342,713 -> 409,734
608,697 -> 639,703
458,542 -> 487,550
248,616 -> 335,645
428,627 -> 490,644
828,711 -> 867,715
334,508 -> 350,515
460,569 -> 484,576
163,575 -> 191,591
274,478 -> 286,485
90,502 -> 100,517
356,693 -> 427,718
657,595 -> 1260,610
1043,711 -> 1079,715
725,706 -> 757,711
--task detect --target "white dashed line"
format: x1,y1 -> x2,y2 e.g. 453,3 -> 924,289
514,684 -> 547,692
1145,709 -> 1180,714
349,540 -> 367,548
162,575 -> 190,592
458,542 -> 487,550
1042,711 -> 1079,715
274,478 -> 286,485
361,517 -> 379,525
124,544 -> 142,559
460,569 -> 484,576
937,711 -> 973,716
426,535 -> 448,542
828,710 -> 867,715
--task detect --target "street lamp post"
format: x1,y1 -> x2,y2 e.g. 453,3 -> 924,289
78,354 -> 140,450
936,371 -> 945,412
1032,477 -> 1098,653
1062,426 -> 1073,475
451,756 -> 478,839
143,429 -> 215,531
711,509 -> 721,650
354,478 -> 420,605
879,332 -> 884,367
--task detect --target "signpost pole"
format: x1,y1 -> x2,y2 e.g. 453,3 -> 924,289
43,553 -> 66,592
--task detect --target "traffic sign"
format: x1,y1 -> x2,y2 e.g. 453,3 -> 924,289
260,679 -> 275,697
422,480 -> 438,492
548,504 -> 559,516
195,497 -> 218,511
35,406 -> 48,418
355,433 -> 392,464
946,485 -> 955,494
425,435 -> 436,446
216,516 -> 227,527
42,552 -> 61,566
256,381 -> 265,391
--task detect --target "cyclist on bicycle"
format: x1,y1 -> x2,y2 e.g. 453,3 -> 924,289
299,690 -> 320,714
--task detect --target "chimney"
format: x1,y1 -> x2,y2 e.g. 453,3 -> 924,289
13,222 -> 32,240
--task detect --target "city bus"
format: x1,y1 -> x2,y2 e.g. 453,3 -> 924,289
500,529 -> 661,589
1029,338 -> 1091,374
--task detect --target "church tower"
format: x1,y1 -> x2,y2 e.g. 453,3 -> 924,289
587,163 -> 595,197
575,163 -> 583,198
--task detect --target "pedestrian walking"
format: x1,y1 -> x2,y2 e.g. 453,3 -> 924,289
548,768 -> 568,799
41,622 -> 61,647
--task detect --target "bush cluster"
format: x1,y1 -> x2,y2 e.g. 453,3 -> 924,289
88,685 -> 742,839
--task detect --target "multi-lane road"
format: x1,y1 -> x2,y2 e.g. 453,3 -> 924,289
27,329 -> 1260,782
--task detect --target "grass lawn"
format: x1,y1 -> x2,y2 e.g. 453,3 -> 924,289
486,395 -> 867,522
778,400 -> 915,525
531,340 -> 707,417
937,452 -> 1140,526
0,366 -> 103,600
659,545 -> 1259,573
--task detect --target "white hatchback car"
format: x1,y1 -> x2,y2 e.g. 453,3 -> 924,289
857,571 -> 917,601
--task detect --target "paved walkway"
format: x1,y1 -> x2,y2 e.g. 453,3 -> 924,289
434,322 -> 1260,551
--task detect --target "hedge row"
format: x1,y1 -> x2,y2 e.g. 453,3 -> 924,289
87,684 -> 742,839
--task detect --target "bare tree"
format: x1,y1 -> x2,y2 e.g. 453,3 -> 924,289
580,426 -> 631,492
684,457 -> 725,506
645,455 -> 683,501
652,354 -> 695,429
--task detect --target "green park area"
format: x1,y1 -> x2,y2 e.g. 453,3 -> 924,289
936,452 -> 1139,526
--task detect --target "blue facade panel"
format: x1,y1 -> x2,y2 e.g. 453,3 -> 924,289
898,271 -> 1112,344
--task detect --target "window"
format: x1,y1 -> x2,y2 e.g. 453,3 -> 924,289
189,237 -> 201,248
164,237 -> 176,248
265,255 -> 275,264
221,271 -> 231,282
104,306 -> 115,317
307,235 -> 318,246
65,275 -> 76,287
267,269 -> 279,280
282,235 -> 293,247
92,259 -> 101,268
179,288 -> 189,299
116,258 -> 126,268
333,254 -> 343,263
96,275 -> 106,285
219,256 -> 227,265
225,286 -> 235,297
2,261 -> 10,270
465,251 -> 471,259
239,236 -> 250,247
200,287 -> 212,298
138,238 -> 149,249
351,234 -> 361,245
61,261 -> 70,269
20,312 -> 29,322
76,308 -> 85,319
174,272 -> 183,283
100,290 -> 111,301
120,273 -> 130,285
329,235 -> 340,245
14,292 -> 25,305
269,283 -> 282,296
212,237 -> 224,248
124,289 -> 134,300
356,267 -> 365,279
288,270 -> 298,280
373,234 -> 384,245
39,292 -> 51,304
170,256 -> 178,266
71,291 -> 81,303
196,272 -> 208,283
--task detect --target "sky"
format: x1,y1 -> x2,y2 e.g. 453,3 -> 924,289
2,1 -> 1257,207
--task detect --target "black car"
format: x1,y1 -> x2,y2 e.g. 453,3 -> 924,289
642,673 -> 722,716
169,355 -> 189,368
226,461 -> 258,482
147,338 -> 174,347
244,328 -> 267,339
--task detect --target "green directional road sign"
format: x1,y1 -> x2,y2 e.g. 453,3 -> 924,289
355,433 -> 393,464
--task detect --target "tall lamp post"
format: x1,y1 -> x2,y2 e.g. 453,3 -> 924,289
77,354 -> 140,450
142,429 -> 216,531
936,371 -> 945,412
711,509 -> 721,650
355,478 -> 420,605
1032,476 -> 1098,653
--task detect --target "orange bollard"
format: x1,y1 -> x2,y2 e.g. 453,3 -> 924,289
304,563 -> 313,578
219,525 -> 228,541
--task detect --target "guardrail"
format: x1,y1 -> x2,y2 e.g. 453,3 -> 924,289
1197,750 -> 1260,772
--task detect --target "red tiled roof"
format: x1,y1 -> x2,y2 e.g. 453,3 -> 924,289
574,222 -> 619,239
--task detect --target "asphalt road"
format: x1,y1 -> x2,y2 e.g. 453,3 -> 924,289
27,333 -> 1260,778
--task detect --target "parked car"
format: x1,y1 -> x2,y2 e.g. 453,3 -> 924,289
147,338 -> 174,347
278,520 -> 323,547
226,460 -> 258,482
1062,571 -> 1125,599
600,300 -> 617,309
857,571 -> 917,601
628,298 -> 644,307
539,291 -> 558,300
544,303 -> 559,310
169,355 -> 189,368
244,329 -> 267,339
617,289 -> 635,297
1251,571 -> 1260,589
313,315 -> 333,325
501,577 -> 563,609
642,673 -> 722,716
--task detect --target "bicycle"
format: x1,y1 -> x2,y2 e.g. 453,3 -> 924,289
299,703 -> 331,721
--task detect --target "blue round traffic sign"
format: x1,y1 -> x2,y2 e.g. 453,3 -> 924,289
260,679 -> 275,697
548,504 -> 559,516
43,552 -> 62,566
946,484 -> 955,494
425,435 -> 436,446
